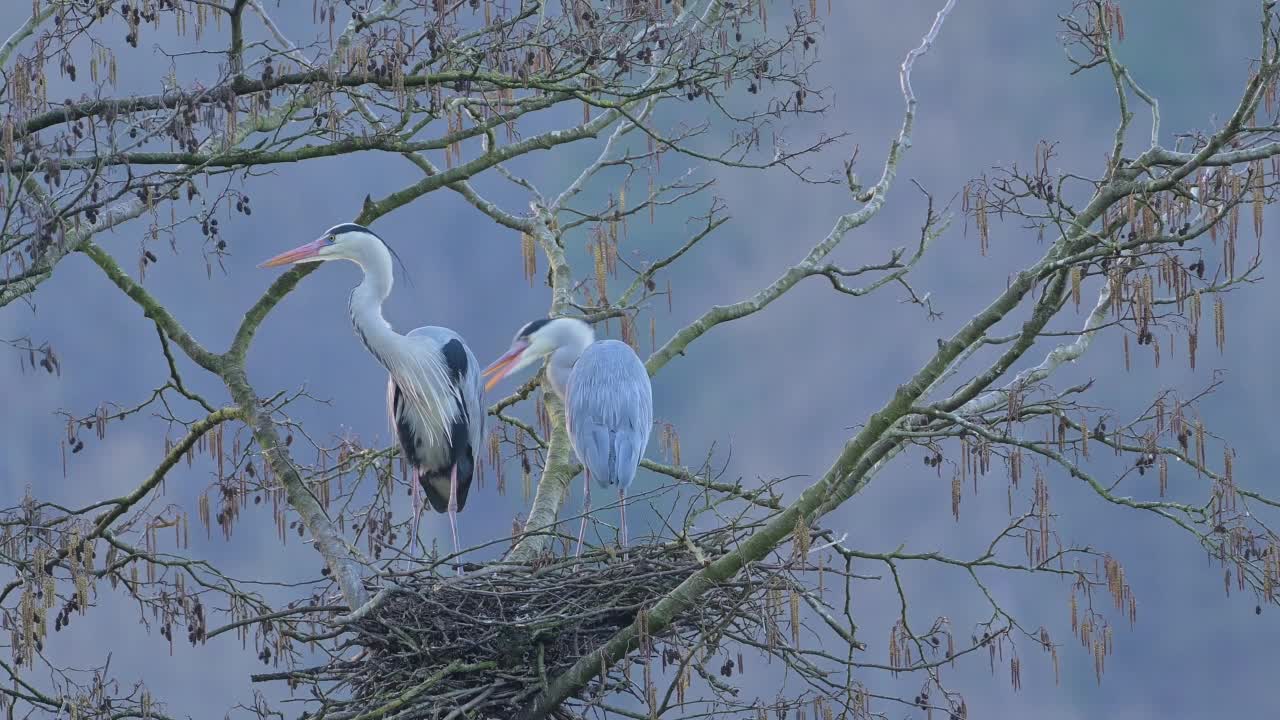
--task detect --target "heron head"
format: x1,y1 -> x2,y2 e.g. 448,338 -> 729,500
258,223 -> 382,268
482,317 -> 592,392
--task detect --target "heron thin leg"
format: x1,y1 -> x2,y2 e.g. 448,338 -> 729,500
574,470 -> 591,560
410,471 -> 424,559
448,465 -> 462,575
619,487 -> 628,550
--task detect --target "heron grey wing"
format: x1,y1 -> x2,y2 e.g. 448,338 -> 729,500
457,337 -> 486,458
568,413 -> 615,488
384,336 -> 455,454
609,342 -> 652,492
397,326 -> 483,511
565,356 -> 611,487
386,374 -> 401,458
408,327 -> 482,432
567,340 -> 654,489
398,326 -> 466,441
405,325 -> 462,344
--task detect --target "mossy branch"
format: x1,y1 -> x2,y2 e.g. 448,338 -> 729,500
520,19 -> 1280,709
505,389 -> 577,563
17,88 -> 583,174
221,365 -> 371,610
16,68 -> 678,139
505,211 -> 579,563
0,2 -> 56,67
80,242 -> 222,373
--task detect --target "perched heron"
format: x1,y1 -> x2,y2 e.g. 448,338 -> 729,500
259,223 -> 484,560
482,317 -> 652,553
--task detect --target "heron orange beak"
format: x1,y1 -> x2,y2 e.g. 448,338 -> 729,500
258,237 -> 328,268
481,342 -> 528,392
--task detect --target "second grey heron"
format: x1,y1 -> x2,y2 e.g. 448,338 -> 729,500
482,317 -> 652,554
259,223 -> 484,561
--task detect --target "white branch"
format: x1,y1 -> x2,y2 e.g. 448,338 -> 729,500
853,0 -> 956,202
899,0 -> 957,105
0,2 -> 56,67
956,278 -> 1112,417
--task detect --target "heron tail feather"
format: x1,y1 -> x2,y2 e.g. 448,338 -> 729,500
419,473 -> 452,514
418,459 -> 473,514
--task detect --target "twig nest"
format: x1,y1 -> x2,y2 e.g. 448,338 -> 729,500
308,536 -> 734,719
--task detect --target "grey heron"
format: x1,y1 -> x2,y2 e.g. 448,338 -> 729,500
259,223 -> 484,561
482,317 -> 652,553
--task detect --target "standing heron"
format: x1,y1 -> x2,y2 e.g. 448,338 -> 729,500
259,223 -> 484,560
482,317 -> 652,553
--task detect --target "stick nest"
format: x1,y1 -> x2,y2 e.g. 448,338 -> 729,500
325,533 -> 738,719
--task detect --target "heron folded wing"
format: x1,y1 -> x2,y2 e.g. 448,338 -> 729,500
386,347 -> 458,451
571,420 -> 617,488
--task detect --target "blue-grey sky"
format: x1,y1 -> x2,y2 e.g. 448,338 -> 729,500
1,1 -> 1276,717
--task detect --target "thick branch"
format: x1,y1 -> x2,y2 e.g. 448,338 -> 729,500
80,242 -> 222,373
221,365 -> 369,607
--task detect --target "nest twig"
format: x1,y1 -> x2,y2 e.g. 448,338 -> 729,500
281,523 -> 781,720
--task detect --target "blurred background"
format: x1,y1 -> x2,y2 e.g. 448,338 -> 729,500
1,1 -> 1274,717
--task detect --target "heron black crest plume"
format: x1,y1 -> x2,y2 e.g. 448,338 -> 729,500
516,317 -> 552,339
327,222 -> 415,289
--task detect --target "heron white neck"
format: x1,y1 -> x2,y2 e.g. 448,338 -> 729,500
545,320 -> 594,400
346,239 -> 400,366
